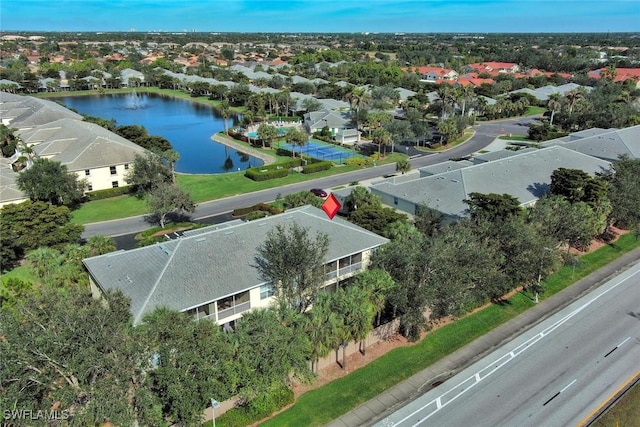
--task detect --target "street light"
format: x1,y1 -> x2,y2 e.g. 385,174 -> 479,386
210,398 -> 220,427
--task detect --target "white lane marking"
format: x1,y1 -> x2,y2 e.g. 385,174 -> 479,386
617,336 -> 631,348
560,379 -> 577,393
385,265 -> 640,427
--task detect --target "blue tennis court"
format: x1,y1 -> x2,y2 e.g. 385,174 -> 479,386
279,139 -> 364,164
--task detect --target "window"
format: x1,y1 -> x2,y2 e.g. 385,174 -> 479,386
112,181 -> 119,188
110,166 -> 117,175
124,163 -> 129,170
260,284 -> 274,300
393,197 -> 398,205
85,169 -> 90,176
87,184 -> 93,191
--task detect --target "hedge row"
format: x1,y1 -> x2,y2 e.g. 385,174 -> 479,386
232,202 -> 283,217
245,158 -> 302,181
302,161 -> 333,174
85,186 -> 133,201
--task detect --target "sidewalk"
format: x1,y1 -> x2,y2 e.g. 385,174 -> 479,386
328,245 -> 640,427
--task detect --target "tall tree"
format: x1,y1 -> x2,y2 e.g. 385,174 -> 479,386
464,192 -> 522,222
220,99 -> 231,135
147,182 -> 195,228
0,286 -> 140,426
285,127 -> 308,158
162,149 -> 180,184
125,151 -> 172,197
547,93 -> 562,127
395,158 -> 411,174
256,123 -> 278,149
16,158 -> 86,206
607,156 -> 640,233
371,127 -> 392,157
254,223 -> 330,313
0,201 -> 84,269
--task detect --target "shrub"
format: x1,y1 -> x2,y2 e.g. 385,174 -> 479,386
217,386 -> 294,427
245,168 -> 289,181
302,161 -> 333,174
345,157 -> 371,167
233,203 -> 283,217
85,186 -> 133,201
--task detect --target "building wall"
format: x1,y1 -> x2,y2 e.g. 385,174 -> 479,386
76,162 -> 131,192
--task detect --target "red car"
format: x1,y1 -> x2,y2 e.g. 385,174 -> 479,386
310,188 -> 327,197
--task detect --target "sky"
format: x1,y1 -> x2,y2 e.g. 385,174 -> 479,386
2,0 -> 639,33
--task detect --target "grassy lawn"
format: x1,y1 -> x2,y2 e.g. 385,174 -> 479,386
500,135 -> 534,142
260,233 -> 640,427
415,129 -> 474,154
71,155 -> 408,224
525,106 -> 546,116
594,380 -> 640,427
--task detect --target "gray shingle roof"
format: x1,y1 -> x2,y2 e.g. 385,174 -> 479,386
18,118 -> 146,171
545,124 -> 640,162
0,92 -> 82,129
83,205 -> 388,325
371,145 -> 611,219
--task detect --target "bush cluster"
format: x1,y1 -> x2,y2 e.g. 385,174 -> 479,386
245,159 -> 302,181
85,186 -> 133,201
217,386 -> 294,427
302,161 -> 333,174
232,202 -> 283,217
345,157 -> 371,167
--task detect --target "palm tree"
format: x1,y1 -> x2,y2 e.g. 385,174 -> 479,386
564,88 -> 585,115
457,85 -> 475,117
372,128 -> 392,157
547,93 -> 562,127
220,99 -> 230,135
286,127 -> 307,158
346,87 -> 372,130
436,84 -> 455,119
307,292 -> 340,373
396,158 -> 411,174
86,235 -> 116,256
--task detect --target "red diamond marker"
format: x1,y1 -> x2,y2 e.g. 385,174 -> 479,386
322,193 -> 341,220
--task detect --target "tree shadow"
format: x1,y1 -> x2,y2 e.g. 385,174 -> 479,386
527,182 -> 550,198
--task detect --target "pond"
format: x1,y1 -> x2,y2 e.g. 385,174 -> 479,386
58,92 -> 263,174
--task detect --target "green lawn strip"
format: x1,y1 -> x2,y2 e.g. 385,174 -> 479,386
596,380 -> 640,426
261,294 -> 533,427
499,135 -> 534,142
71,194 -> 147,224
414,129 -> 474,153
261,235 -> 640,426
525,106 -> 546,116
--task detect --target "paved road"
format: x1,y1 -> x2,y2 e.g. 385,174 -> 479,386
372,262 -> 640,427
82,117 -> 538,239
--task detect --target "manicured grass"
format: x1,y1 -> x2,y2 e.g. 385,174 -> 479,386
525,106 -> 546,116
261,234 -> 640,426
595,380 -> 640,427
71,195 -> 147,224
500,135 -> 534,142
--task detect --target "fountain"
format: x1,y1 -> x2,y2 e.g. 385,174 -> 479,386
123,89 -> 147,109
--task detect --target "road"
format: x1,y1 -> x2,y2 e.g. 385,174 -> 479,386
374,262 -> 640,427
82,117 -> 538,239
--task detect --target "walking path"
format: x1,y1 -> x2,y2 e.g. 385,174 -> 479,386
328,245 -> 640,427
211,133 -> 276,165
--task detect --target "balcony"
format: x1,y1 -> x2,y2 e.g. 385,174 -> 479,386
337,262 -> 362,277
217,300 -> 251,321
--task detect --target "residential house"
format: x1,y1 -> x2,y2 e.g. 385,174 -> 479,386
17,118 -> 147,192
83,205 -> 389,326
303,109 -> 353,134
404,66 -> 459,83
370,145 -> 611,221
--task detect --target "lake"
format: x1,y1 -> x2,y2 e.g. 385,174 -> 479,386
59,93 -> 263,174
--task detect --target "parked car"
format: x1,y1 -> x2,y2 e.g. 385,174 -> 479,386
310,188 -> 327,197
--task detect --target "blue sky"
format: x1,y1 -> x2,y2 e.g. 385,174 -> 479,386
2,0 -> 639,33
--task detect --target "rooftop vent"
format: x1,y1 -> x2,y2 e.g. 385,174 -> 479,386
224,231 -> 234,235
196,237 -> 206,242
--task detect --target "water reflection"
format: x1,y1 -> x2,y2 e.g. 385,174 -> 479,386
58,93 -> 263,174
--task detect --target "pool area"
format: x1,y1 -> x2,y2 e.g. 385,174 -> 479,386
278,139 -> 365,164
247,127 -> 289,138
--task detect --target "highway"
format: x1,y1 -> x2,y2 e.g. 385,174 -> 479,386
82,117 -> 537,239
374,262 -> 640,427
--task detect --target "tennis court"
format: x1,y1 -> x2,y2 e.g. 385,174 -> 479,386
278,139 -> 364,164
